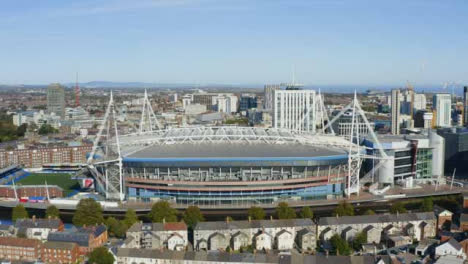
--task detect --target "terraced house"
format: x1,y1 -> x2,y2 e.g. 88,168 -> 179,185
318,212 -> 436,247
125,221 -> 188,251
194,218 -> 316,251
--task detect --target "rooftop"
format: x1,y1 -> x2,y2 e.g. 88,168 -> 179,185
195,218 -> 314,231
115,248 -> 393,264
15,218 -> 62,229
128,222 -> 187,233
319,212 -> 435,226
43,241 -> 77,250
126,142 -> 346,160
0,237 -> 40,248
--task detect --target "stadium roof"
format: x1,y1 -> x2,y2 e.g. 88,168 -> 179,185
126,142 -> 346,160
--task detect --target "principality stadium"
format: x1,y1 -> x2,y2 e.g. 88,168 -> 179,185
86,92 -> 380,206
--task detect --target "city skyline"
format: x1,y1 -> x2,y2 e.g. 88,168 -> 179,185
1,0 -> 467,86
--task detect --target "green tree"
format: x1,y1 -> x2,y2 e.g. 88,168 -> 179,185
122,209 -> 138,228
299,206 -> 313,219
363,209 -> 375,215
330,234 -> 351,255
12,204 -> 28,222
390,202 -> 407,214
16,123 -> 28,137
183,206 -> 205,229
148,201 -> 178,223
248,206 -> 266,220
0,115 -> 18,142
105,217 -> 127,238
88,247 -> 115,264
334,201 -> 354,216
72,198 -> 104,227
275,202 -> 296,219
351,232 -> 367,251
45,205 -> 60,219
38,124 -> 58,135
421,197 -> 433,212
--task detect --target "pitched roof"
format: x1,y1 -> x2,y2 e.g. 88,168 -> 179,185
48,231 -> 91,247
0,224 -> 14,231
433,205 -> 453,216
15,218 -> 62,229
43,241 -> 77,250
78,224 -> 107,237
0,237 -> 40,248
128,222 -> 187,232
164,222 -> 187,231
115,248 -> 280,263
319,212 -> 435,226
195,218 -> 314,231
444,238 -> 462,251
115,249 -> 393,263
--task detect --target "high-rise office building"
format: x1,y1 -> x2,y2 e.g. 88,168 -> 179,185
46,83 -> 66,119
433,94 -> 452,127
263,84 -> 280,110
391,89 -> 401,135
239,94 -> 257,111
273,89 -> 316,132
464,86 -> 468,126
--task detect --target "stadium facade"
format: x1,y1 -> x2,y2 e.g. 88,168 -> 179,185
86,92 -> 377,205
123,138 -> 349,205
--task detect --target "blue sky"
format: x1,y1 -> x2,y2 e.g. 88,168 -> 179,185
1,0 -> 467,86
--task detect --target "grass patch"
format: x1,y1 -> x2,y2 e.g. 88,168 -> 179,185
17,173 -> 80,196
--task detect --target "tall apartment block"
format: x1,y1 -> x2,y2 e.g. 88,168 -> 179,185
391,89 -> 401,135
273,89 -> 316,132
433,94 -> 452,128
47,83 -> 66,119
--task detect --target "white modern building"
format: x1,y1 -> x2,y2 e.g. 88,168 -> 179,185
363,131 -> 445,186
433,94 -> 452,127
273,89 -> 316,132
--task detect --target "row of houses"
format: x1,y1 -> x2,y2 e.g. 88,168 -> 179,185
318,212 -> 437,248
0,217 -> 108,263
114,248 -> 393,264
123,212 -> 437,253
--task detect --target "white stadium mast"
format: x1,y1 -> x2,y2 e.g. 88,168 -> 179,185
139,89 -> 161,133
87,91 -> 124,201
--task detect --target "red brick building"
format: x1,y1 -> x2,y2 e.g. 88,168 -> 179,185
0,237 -> 42,261
0,145 -> 92,168
48,224 -> 108,255
42,241 -> 80,264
